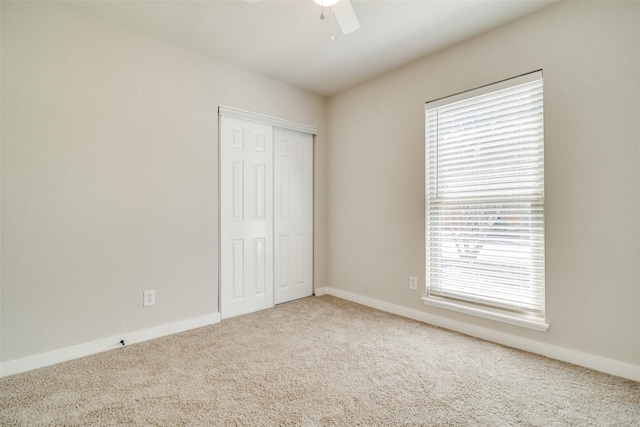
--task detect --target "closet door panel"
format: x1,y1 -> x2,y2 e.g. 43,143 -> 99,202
220,117 -> 274,319
274,128 -> 313,304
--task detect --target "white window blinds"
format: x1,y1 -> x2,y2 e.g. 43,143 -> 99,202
425,71 -> 544,318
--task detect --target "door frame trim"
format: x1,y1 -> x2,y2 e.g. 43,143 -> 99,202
219,106 -> 318,136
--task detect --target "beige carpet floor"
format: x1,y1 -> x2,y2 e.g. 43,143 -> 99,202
1,295 -> 639,426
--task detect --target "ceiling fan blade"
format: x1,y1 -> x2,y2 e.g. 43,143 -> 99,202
333,0 -> 360,34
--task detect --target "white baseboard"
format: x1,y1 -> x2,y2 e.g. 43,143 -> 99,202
315,286 -> 640,382
0,312 -> 221,378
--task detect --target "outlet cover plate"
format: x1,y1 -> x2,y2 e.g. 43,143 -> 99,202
143,290 -> 155,307
409,276 -> 418,291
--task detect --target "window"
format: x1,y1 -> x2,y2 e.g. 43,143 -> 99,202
424,71 -> 547,331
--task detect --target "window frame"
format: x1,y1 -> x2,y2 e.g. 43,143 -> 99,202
423,71 -> 548,332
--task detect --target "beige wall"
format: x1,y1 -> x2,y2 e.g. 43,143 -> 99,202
327,1 -> 640,365
0,1 -> 327,362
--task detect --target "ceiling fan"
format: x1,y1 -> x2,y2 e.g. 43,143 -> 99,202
313,0 -> 360,35
248,0 -> 360,36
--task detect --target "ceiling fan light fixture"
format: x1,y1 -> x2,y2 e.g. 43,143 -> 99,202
313,0 -> 340,7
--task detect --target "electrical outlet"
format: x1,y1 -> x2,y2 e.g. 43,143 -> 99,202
409,276 -> 418,291
143,290 -> 155,307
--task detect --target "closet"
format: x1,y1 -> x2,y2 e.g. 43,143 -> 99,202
219,107 -> 315,319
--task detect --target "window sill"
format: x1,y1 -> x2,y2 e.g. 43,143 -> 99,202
422,296 -> 549,332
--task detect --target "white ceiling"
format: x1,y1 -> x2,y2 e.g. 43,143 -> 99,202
54,0 -> 557,97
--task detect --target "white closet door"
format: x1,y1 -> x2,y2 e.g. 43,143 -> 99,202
273,128 -> 314,304
220,116 -> 274,319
